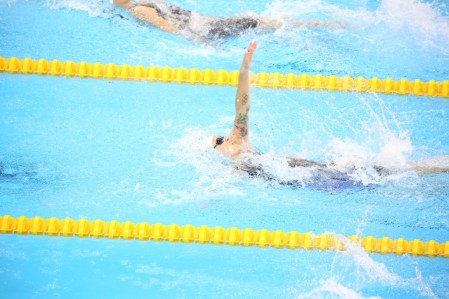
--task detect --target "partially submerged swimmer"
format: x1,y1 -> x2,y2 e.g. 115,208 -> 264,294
112,0 -> 278,42
112,0 -> 342,42
212,41 -> 449,188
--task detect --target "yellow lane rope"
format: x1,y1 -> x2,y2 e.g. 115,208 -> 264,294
1,215 -> 447,257
1,56 -> 448,98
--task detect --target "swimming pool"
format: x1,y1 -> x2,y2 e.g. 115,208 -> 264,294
1,0 -> 449,297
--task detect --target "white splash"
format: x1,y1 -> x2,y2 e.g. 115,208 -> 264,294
262,0 -> 449,50
148,127 -> 248,206
375,0 -> 449,41
45,0 -> 111,17
338,236 -> 401,284
295,278 -> 383,299
320,93 -> 413,185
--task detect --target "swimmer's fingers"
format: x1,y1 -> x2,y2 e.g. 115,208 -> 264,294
242,40 -> 257,70
246,40 -> 257,54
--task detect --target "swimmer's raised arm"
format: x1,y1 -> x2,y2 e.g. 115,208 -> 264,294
211,41 -> 256,157
230,40 -> 257,143
113,0 -> 177,33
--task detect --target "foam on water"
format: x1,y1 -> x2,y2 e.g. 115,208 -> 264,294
294,278 -> 383,299
263,0 -> 449,44
46,0 -> 111,17
375,0 -> 449,40
151,126 -> 248,205
320,94 -> 414,186
244,89 -> 415,187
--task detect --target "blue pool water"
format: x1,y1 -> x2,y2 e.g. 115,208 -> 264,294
1,0 -> 449,298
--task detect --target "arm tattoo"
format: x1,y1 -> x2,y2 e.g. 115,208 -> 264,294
239,127 -> 248,137
234,123 -> 248,137
242,93 -> 248,105
236,112 -> 248,124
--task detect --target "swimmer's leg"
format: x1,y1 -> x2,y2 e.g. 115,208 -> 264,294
259,18 -> 349,31
293,20 -> 350,29
409,156 -> 449,173
306,20 -> 350,28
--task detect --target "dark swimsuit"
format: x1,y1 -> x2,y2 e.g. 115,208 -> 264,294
130,1 -> 260,39
237,155 -> 390,190
205,17 -> 260,39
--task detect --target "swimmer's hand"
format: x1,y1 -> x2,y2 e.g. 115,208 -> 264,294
243,40 -> 257,70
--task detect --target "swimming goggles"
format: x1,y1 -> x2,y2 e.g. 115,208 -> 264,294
214,136 -> 224,148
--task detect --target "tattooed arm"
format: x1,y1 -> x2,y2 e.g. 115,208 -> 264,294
230,40 -> 257,144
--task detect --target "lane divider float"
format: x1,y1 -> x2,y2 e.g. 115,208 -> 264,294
0,56 -> 448,98
0,215 -> 448,257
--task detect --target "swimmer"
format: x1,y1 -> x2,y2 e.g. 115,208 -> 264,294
212,40 -> 449,187
112,0 -> 342,43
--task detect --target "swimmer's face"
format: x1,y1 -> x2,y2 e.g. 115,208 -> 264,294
212,136 -> 241,157
212,136 -> 237,148
212,136 -> 224,149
